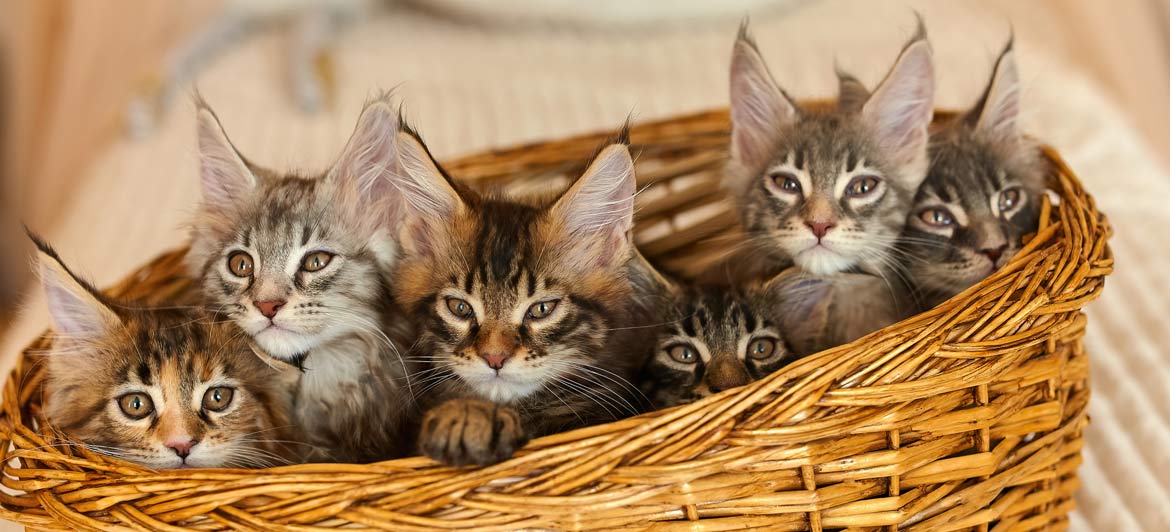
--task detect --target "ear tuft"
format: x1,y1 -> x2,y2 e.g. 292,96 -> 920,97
729,23 -> 798,173
388,125 -> 464,258
861,19 -> 934,183
970,37 -> 1021,142
552,141 -> 637,269
195,102 -> 256,210
27,231 -> 121,340
330,91 -> 402,211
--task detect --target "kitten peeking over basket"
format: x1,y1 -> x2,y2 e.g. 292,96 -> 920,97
187,95 -> 416,462
901,39 -> 1047,308
31,234 -> 298,469
388,124 -> 654,466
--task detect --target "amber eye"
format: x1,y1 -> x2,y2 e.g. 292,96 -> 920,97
446,298 -> 474,319
117,393 -> 155,420
202,386 -> 234,412
770,172 -> 802,194
226,251 -> 254,278
526,299 -> 560,320
918,208 -> 955,227
667,344 -> 699,364
747,338 -> 778,360
845,175 -> 881,198
999,188 -> 1022,213
300,251 -> 334,272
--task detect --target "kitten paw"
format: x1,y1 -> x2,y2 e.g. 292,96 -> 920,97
419,399 -> 527,466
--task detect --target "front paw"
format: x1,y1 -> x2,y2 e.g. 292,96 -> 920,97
419,399 -> 528,466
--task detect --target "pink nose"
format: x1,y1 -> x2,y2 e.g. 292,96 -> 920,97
255,300 -> 286,319
166,438 -> 198,458
805,221 -> 836,240
479,352 -> 512,370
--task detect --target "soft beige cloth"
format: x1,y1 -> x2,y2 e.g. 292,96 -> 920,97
3,1 -> 1167,530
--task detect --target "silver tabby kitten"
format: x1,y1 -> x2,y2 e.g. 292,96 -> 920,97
714,22 -> 935,353
901,40 -> 1047,308
187,95 -> 415,462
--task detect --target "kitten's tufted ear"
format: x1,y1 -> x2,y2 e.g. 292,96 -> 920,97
195,102 -> 256,210
28,232 -> 120,341
970,38 -> 1021,142
330,94 -> 401,210
729,23 -> 797,173
550,139 -> 637,270
862,18 -> 934,187
390,126 -> 464,258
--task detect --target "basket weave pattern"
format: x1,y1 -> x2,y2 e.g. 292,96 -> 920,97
0,110 -> 1111,531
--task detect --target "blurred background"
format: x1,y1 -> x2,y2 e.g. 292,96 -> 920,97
1,1 -> 1169,530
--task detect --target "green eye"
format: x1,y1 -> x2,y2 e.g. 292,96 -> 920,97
525,299 -> 560,320
919,208 -> 955,227
748,338 -> 778,360
446,298 -> 474,319
999,188 -> 1022,212
117,393 -> 155,420
202,386 -> 234,412
667,344 -> 698,364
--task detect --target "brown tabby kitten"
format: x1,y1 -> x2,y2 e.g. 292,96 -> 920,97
901,40 -> 1047,308
187,95 -> 416,462
33,234 -> 299,469
386,124 -> 652,466
639,283 -> 799,408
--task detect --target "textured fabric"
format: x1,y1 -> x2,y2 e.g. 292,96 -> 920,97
2,1 -> 1167,530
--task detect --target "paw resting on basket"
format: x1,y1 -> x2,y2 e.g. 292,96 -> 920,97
419,399 -> 529,466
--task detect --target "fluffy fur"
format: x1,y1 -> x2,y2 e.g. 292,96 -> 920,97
387,125 -> 655,466
901,40 -> 1047,308
33,235 -> 300,469
186,95 -> 416,462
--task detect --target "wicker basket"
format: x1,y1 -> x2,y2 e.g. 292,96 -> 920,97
0,109 -> 1112,531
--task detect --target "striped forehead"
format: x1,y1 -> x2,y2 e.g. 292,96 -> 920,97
461,200 -> 545,291
123,313 -> 223,386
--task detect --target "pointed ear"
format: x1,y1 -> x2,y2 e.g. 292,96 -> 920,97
391,127 -> 464,257
329,94 -> 400,209
835,66 -> 870,112
970,39 -> 1020,142
196,104 -> 256,210
551,142 -> 637,270
29,235 -> 120,340
862,23 -> 934,185
729,24 -> 797,173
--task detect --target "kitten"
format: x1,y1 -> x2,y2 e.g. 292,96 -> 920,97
32,234 -> 299,469
639,284 -> 799,408
722,21 -> 933,280
187,95 -> 416,462
710,22 -> 935,352
386,124 -> 651,466
901,40 -> 1047,308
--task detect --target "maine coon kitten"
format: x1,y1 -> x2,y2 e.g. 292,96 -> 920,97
385,124 -> 651,466
639,284 -> 799,408
32,235 -> 299,469
187,95 -> 415,462
901,40 -> 1047,308
722,22 -> 934,280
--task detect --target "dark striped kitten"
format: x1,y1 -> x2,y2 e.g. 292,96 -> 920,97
33,235 -> 299,469
640,284 -> 798,408
386,125 -> 651,466
720,22 -> 934,280
187,96 -> 415,462
902,41 -> 1046,308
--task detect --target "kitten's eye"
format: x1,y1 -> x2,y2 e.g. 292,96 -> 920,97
918,208 -> 955,227
525,299 -> 560,320
301,251 -> 334,272
748,338 -> 778,360
999,188 -> 1022,213
227,251 -> 254,278
845,175 -> 881,198
446,298 -> 474,319
117,393 -> 154,420
770,172 -> 802,194
202,386 -> 234,412
667,344 -> 699,364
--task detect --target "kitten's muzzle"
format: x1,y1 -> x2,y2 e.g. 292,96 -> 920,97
475,329 -> 521,371
255,299 -> 287,319
705,357 -> 752,393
